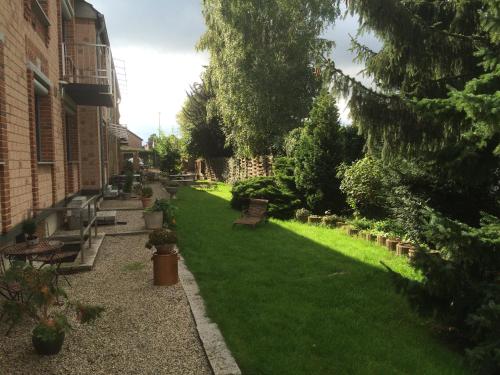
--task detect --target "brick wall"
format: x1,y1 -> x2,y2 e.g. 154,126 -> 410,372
0,0 -> 70,232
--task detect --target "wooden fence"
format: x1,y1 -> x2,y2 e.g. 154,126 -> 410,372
195,156 -> 273,182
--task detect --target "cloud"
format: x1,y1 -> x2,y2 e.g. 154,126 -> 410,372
89,0 -> 205,52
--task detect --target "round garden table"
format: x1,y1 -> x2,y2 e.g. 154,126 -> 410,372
2,240 -> 64,265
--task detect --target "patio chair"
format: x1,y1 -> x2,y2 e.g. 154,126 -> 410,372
34,250 -> 79,287
233,199 -> 269,228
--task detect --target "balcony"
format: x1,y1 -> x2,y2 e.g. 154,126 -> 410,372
62,43 -> 115,107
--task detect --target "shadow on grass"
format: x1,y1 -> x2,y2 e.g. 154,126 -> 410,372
176,187 -> 469,375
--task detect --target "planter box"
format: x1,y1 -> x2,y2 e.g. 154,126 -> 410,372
386,239 -> 399,252
144,211 -> 163,229
396,243 -> 414,256
307,215 -> 323,224
367,233 -> 377,242
376,235 -> 387,246
347,227 -> 359,236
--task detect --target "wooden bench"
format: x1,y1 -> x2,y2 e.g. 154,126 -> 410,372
233,199 -> 269,228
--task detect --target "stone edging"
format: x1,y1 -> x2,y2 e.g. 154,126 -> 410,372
178,256 -> 242,375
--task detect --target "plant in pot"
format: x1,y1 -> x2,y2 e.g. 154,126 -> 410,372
145,229 -> 179,286
0,262 -> 104,355
22,218 -> 39,246
153,198 -> 177,228
140,186 -> 153,208
143,202 -> 164,230
122,171 -> 134,199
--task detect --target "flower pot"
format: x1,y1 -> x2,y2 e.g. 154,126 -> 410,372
152,253 -> 178,286
386,239 -> 399,252
396,242 -> 414,256
166,187 -> 178,199
347,227 -> 359,236
32,329 -> 65,356
141,197 -> 153,208
154,243 -> 176,255
26,235 -> 39,247
376,235 -> 387,246
144,211 -> 163,229
307,215 -> 322,224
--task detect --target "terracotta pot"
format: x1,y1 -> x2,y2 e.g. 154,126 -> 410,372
386,239 -> 399,252
396,242 -> 414,256
154,243 -> 176,255
376,235 -> 387,246
26,235 -> 39,247
347,227 -> 359,236
144,211 -> 163,229
152,253 -> 178,286
307,215 -> 322,224
141,197 -> 153,208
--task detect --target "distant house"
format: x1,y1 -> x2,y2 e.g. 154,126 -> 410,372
0,0 -> 122,242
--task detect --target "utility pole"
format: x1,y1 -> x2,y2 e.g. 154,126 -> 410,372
158,112 -> 161,134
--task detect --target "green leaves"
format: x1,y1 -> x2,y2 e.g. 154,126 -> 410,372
199,0 -> 339,155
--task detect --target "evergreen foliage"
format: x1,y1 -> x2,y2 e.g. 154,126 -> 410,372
230,177 -> 301,219
293,90 -> 363,213
178,76 -> 232,158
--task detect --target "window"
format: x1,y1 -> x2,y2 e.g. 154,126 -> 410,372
35,93 -> 42,161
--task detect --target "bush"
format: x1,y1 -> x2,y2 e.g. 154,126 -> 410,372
338,157 -> 391,219
141,186 -> 153,198
231,177 -> 301,219
145,228 -> 177,249
385,211 -> 500,374
147,199 -> 177,227
295,208 -> 311,222
322,215 -> 342,227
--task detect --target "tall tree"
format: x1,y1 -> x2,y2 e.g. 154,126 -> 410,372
198,0 -> 338,156
178,79 -> 232,159
326,0 -> 500,223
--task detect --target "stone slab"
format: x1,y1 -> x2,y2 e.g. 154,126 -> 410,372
59,234 -> 105,273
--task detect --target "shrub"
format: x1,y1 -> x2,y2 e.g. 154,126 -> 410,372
295,208 -> 311,222
231,177 -> 300,219
145,229 -> 177,249
338,157 -> 391,219
123,171 -> 134,193
384,211 -> 500,374
347,217 -> 375,231
322,215 -> 342,227
146,199 -> 177,227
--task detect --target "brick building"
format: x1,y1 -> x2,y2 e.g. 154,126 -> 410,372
0,0 -> 122,242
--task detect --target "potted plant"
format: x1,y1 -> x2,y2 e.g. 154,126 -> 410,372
140,186 -> 153,208
145,229 -> 179,286
143,203 -> 164,230
165,181 -> 179,199
122,171 -> 134,199
295,208 -> 311,223
22,218 -> 39,246
0,262 -> 104,355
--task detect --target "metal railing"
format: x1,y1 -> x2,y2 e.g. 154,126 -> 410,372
30,194 -> 99,265
62,42 -> 113,95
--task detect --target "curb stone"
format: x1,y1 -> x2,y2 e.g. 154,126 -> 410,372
178,256 -> 242,375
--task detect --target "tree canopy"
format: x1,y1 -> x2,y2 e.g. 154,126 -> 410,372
198,0 -> 339,156
178,78 -> 232,159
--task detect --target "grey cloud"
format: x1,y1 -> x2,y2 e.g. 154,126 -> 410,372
90,0 -> 205,51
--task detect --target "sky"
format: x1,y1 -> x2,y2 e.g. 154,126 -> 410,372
90,0 -> 379,142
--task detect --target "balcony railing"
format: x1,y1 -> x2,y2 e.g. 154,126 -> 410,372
62,42 -> 113,96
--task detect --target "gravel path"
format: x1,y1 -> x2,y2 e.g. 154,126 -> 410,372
100,199 -> 142,210
0,235 -> 213,375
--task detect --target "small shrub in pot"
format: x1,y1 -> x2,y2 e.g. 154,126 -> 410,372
145,229 -> 177,255
22,218 -> 38,246
295,208 -> 311,223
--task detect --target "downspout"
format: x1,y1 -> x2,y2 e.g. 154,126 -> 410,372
96,16 -> 106,193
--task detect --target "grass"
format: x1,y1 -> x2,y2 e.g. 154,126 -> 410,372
121,261 -> 145,272
175,184 -> 469,375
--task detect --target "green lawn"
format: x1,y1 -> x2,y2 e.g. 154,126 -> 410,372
175,184 -> 469,375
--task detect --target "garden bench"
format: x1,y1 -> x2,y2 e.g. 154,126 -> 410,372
233,199 -> 268,228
